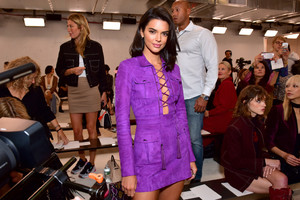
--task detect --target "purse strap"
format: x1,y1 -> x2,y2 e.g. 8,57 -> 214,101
111,155 -> 118,168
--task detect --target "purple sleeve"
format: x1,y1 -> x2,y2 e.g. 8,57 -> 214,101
174,65 -> 196,162
115,60 -> 135,177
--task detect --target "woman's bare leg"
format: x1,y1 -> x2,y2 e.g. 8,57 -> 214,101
70,113 -> 85,160
247,170 -> 288,193
133,190 -> 159,200
85,112 -> 98,165
159,181 -> 184,200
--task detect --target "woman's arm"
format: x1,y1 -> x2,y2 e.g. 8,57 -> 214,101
115,61 -> 136,197
49,76 -> 58,94
271,146 -> 300,166
49,118 -> 69,145
173,65 -> 196,163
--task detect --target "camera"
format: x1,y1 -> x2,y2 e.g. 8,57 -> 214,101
235,57 -> 251,70
0,64 -> 110,200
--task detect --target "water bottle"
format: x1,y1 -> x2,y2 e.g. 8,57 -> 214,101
104,165 -> 112,189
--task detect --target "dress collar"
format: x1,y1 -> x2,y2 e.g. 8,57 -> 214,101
138,54 -> 166,68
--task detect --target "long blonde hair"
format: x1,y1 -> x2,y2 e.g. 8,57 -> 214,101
68,13 -> 90,57
4,56 -> 41,91
283,75 -> 300,120
0,97 -> 30,119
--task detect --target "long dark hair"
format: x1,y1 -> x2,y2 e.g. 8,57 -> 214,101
233,85 -> 271,119
249,60 -> 270,87
130,6 -> 179,72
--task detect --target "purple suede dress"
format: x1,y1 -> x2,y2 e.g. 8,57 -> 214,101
115,55 -> 195,192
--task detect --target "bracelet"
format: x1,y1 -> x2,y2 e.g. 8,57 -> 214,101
56,127 -> 62,133
55,124 -> 60,129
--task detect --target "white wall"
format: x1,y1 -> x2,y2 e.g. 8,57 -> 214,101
0,14 -> 276,75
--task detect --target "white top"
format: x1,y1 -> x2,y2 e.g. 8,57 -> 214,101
176,21 -> 218,99
78,54 -> 86,77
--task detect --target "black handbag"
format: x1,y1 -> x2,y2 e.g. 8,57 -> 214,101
104,110 -> 112,129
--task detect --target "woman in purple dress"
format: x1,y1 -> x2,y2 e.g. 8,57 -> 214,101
115,6 -> 196,199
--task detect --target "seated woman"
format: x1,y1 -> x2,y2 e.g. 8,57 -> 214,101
265,75 -> 300,184
237,60 -> 277,96
221,85 -> 291,199
203,61 -> 237,134
40,65 -> 59,114
0,56 -> 69,145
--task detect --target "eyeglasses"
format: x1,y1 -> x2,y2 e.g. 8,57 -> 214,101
274,41 -> 283,45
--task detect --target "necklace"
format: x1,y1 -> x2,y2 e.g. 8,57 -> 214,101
291,102 -> 300,108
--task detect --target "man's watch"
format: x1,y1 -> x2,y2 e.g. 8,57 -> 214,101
200,94 -> 209,101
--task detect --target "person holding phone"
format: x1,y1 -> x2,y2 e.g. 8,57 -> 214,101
242,36 -> 289,104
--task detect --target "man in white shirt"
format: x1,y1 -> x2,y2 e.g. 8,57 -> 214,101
172,0 -> 218,182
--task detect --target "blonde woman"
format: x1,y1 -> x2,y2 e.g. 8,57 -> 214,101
0,97 -> 30,119
0,56 -> 69,145
56,13 -> 108,178
203,61 -> 237,134
265,75 -> 300,184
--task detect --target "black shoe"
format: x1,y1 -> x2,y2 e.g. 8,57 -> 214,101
79,162 -> 96,178
59,107 -> 64,113
190,179 -> 201,184
71,158 -> 87,174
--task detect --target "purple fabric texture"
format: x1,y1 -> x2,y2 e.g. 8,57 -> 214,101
115,55 -> 195,192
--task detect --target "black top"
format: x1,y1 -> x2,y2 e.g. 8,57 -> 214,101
56,39 -> 108,91
0,86 -> 55,138
222,57 -> 233,68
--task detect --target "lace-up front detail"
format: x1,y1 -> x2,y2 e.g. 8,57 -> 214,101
153,65 -> 170,115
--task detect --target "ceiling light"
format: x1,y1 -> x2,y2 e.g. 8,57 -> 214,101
284,32 -> 300,39
212,26 -> 227,34
239,28 -> 253,35
24,17 -> 45,27
240,19 -> 252,22
103,20 -> 121,30
264,29 -> 278,37
266,19 -> 276,22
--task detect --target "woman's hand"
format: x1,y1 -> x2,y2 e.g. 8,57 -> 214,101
121,175 -> 137,197
188,162 -> 197,180
101,92 -> 107,107
263,165 -> 275,178
58,129 -> 69,145
254,53 -> 264,66
265,158 -> 281,170
204,110 -> 209,117
283,153 -> 300,166
68,67 -> 85,76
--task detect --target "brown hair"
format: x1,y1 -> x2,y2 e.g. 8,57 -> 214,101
68,13 -> 90,57
0,97 -> 30,119
233,85 -> 272,118
272,35 -> 286,44
4,56 -> 41,91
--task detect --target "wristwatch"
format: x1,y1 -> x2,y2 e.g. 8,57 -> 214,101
200,94 -> 209,101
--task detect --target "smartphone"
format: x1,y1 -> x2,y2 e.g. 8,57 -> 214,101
282,42 -> 288,49
261,52 -> 274,59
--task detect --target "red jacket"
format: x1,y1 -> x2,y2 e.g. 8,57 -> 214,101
221,116 -> 265,192
203,77 -> 237,133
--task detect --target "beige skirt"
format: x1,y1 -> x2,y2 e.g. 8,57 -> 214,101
68,77 -> 100,113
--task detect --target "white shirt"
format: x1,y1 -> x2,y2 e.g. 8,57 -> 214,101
176,21 -> 218,99
78,55 -> 86,77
